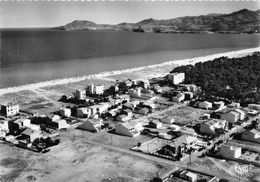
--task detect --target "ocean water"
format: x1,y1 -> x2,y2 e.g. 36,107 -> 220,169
0,29 -> 259,88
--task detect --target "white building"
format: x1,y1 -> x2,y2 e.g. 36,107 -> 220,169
0,120 -> 9,137
115,122 -> 142,137
78,118 -> 103,132
214,101 -> 225,109
248,104 -> 260,110
49,114 -> 60,122
227,102 -> 240,108
116,114 -> 131,122
199,101 -> 212,109
160,116 -> 175,124
59,108 -> 71,117
14,118 -> 31,128
241,129 -> 260,143
74,90 -> 86,100
128,88 -> 142,97
1,104 -> 19,117
172,93 -> 185,103
52,119 -> 69,130
168,72 -> 185,85
219,145 -> 241,159
200,119 -> 227,135
97,102 -> 111,114
221,111 -> 239,123
77,107 -> 91,118
184,92 -> 194,100
234,109 -> 246,120
89,105 -> 99,115
149,120 -> 162,129
179,170 -> 197,182
87,84 -> 104,95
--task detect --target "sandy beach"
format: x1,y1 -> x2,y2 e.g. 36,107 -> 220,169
0,47 -> 259,97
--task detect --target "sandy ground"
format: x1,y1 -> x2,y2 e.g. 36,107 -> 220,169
0,131 -> 174,182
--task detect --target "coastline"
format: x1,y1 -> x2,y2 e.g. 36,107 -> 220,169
0,47 -> 259,96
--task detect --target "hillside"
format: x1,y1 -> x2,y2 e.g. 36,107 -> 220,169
54,9 -> 260,33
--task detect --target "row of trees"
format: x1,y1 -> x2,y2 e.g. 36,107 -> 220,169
171,52 -> 260,103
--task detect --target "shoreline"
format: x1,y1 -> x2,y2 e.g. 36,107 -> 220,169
0,47 -> 259,96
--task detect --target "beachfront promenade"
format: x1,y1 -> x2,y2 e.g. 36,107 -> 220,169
0,47 -> 259,96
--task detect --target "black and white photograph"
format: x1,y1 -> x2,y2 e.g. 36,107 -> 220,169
0,0 -> 259,181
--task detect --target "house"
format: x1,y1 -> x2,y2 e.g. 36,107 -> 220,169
89,105 -> 99,115
142,88 -> 154,95
59,108 -> 71,117
221,111 -> 239,123
128,88 -> 142,97
97,102 -> 111,114
219,144 -> 241,159
213,101 -> 225,109
149,120 -> 162,129
199,101 -> 212,109
179,170 -> 198,182
159,135 -> 197,158
184,92 -> 193,100
116,114 -> 131,122
138,80 -> 150,89
172,93 -> 185,103
111,84 -> 119,93
0,120 -> 9,137
78,118 -> 103,132
200,119 -> 227,136
117,94 -> 131,103
14,118 -> 31,128
77,107 -> 91,118
153,85 -> 162,93
119,79 -> 133,90
121,109 -> 133,117
74,89 -> 86,100
87,84 -> 104,95
136,107 -> 149,115
234,108 -> 246,120
179,84 -> 198,92
21,128 -> 41,142
115,122 -> 142,137
241,129 -> 260,144
51,119 -> 69,130
1,104 -> 19,117
248,104 -> 260,110
167,72 -> 185,85
160,116 -> 175,124
227,102 -> 240,108
49,114 -> 60,122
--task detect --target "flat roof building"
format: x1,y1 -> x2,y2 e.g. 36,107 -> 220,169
168,72 -> 185,85
1,104 -> 19,117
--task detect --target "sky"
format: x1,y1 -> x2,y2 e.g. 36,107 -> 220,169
0,1 -> 259,28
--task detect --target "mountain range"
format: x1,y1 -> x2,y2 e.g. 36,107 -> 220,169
54,9 -> 260,33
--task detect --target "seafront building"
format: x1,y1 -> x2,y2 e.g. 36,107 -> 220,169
87,84 -> 104,95
1,104 -> 19,117
167,72 -> 185,85
74,90 -> 86,100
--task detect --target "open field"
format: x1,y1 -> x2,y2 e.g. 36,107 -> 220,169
162,106 -> 210,126
0,133 -> 174,182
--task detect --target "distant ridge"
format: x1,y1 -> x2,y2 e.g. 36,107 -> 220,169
54,9 -> 260,33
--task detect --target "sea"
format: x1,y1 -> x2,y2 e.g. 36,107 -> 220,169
0,28 -> 259,88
